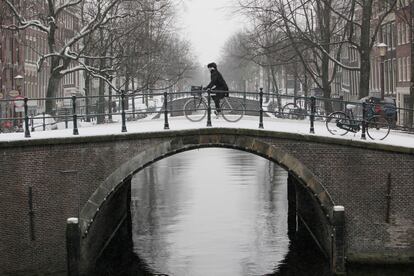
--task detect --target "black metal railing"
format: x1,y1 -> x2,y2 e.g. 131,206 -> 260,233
0,89 -> 413,139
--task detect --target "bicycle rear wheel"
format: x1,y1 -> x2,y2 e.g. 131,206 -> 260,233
183,98 -> 207,122
326,111 -> 350,136
282,103 -> 308,119
366,115 -> 390,140
220,98 -> 245,122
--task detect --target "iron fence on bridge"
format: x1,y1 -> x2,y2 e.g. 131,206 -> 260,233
0,88 -> 413,139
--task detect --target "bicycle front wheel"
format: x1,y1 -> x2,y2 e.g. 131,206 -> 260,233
326,111 -> 350,136
220,98 -> 245,122
183,98 -> 207,122
366,115 -> 390,140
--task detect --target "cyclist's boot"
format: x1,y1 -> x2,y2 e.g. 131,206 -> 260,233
214,109 -> 221,119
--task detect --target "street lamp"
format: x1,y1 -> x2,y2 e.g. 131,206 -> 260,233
376,43 -> 387,100
14,75 -> 24,99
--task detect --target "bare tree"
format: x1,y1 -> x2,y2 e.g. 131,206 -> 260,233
1,0 -> 126,114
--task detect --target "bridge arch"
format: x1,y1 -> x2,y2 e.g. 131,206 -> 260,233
78,134 -> 341,274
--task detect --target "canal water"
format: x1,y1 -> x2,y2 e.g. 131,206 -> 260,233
97,148 -> 413,276
128,148 -> 329,276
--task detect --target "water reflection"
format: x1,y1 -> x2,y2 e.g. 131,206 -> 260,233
131,148 -> 293,275
96,148 -> 412,276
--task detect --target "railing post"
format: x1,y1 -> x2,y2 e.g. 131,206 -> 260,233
42,112 -> 46,131
65,109 -> 69,129
163,91 -> 169,129
310,96 -> 315,134
23,97 -> 30,138
66,218 -> 80,276
30,114 -> 34,132
72,96 -> 79,135
121,90 -> 127,132
207,89 -> 212,127
259,88 -> 264,129
361,102 -> 367,140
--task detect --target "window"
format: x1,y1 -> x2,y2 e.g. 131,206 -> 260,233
385,60 -> 389,93
397,23 -> 401,45
393,59 -> 396,93
398,58 -> 401,81
401,22 -> 406,44
403,57 -> 407,81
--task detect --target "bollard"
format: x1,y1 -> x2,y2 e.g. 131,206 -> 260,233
361,102 -> 366,140
206,89 -> 212,127
23,98 -> 31,137
121,91 -> 127,132
259,88 -> 264,129
72,96 -> 79,135
310,96 -> 315,134
163,91 -> 170,129
331,206 -> 345,275
66,217 -> 80,276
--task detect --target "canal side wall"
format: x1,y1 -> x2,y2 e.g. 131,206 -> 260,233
0,128 -> 413,275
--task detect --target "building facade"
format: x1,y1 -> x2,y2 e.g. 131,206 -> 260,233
330,0 -> 412,112
0,1 -> 84,117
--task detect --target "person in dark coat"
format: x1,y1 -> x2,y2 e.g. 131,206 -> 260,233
204,62 -> 229,114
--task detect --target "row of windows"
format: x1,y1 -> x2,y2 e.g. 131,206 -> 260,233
380,22 -> 396,49
62,63 -> 77,86
378,19 -> 411,49
0,37 -> 21,65
25,33 -> 48,64
397,0 -> 411,8
370,57 -> 397,95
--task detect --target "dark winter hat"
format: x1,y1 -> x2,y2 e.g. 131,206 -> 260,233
207,62 -> 217,69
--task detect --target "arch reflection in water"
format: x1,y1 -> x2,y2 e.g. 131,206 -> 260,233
129,148 -> 326,275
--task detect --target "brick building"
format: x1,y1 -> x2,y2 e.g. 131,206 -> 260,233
330,0 -> 412,117
0,1 -> 84,116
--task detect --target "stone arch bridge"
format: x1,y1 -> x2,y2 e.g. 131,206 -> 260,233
0,128 -> 413,275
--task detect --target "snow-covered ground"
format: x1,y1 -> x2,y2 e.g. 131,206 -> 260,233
0,114 -> 413,149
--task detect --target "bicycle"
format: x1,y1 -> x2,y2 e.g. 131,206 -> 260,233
183,89 -> 245,122
280,96 -> 324,120
325,102 -> 390,140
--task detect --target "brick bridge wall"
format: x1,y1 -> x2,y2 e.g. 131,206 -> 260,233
0,128 -> 413,275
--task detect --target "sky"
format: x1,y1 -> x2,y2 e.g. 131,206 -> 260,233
174,0 -> 244,66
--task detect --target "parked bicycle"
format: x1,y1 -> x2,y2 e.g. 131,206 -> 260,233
183,89 -> 245,122
280,96 -> 324,120
326,102 -> 390,140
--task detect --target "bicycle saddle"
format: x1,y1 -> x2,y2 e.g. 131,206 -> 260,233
346,104 -> 357,110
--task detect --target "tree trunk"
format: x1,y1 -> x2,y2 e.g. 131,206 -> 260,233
84,71 -> 91,122
358,1 -> 373,99
270,66 -> 282,114
318,0 -> 333,113
45,73 -> 61,115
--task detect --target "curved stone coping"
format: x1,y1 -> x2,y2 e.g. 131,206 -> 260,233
0,127 -> 413,154
79,134 -> 336,237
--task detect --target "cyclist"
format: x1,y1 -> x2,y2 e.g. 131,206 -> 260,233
204,62 -> 229,115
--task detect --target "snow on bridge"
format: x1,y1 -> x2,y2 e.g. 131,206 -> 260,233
0,114 -> 413,149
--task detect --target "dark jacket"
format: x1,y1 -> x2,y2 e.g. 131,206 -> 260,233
206,69 -> 229,91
